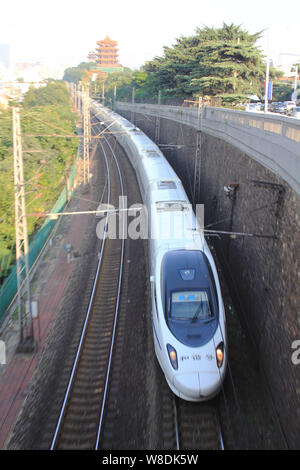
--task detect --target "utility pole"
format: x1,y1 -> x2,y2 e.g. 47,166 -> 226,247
72,83 -> 77,110
193,96 -> 203,207
155,90 -> 161,145
264,56 -> 270,113
264,30 -> 270,113
131,87 -> 135,125
77,82 -> 81,113
13,107 -> 34,351
102,81 -> 105,104
113,85 -> 117,110
83,91 -> 91,185
294,64 -> 299,91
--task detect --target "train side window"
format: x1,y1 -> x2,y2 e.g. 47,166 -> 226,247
152,282 -> 159,321
203,255 -> 219,312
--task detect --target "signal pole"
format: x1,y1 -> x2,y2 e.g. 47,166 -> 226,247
12,107 -> 34,350
77,82 -> 81,113
131,87 -> 135,125
73,83 -> 78,110
155,90 -> 161,145
193,96 -> 203,207
83,91 -> 91,185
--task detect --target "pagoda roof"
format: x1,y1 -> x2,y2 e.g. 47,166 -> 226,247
96,35 -> 118,46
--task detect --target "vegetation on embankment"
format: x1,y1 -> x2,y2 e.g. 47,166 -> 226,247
0,81 -> 78,283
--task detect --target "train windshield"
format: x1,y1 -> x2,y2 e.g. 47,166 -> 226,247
170,290 -> 213,321
161,250 -> 219,347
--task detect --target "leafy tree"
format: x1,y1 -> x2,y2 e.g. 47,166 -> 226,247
23,81 -> 70,107
143,23 -> 278,104
100,68 -> 135,103
272,82 -> 294,101
63,62 -> 95,83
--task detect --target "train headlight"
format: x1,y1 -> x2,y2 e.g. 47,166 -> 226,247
167,344 -> 178,370
216,342 -> 224,368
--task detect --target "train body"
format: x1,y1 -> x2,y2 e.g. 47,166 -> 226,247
91,102 -> 227,401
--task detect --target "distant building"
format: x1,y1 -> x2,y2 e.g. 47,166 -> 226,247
0,44 -> 10,69
271,53 -> 300,80
87,51 -> 97,63
0,93 -> 12,111
85,36 -> 123,82
95,36 -> 122,72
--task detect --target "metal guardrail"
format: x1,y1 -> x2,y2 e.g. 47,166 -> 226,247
116,102 -> 300,195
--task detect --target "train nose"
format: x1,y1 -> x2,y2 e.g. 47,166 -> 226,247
173,372 -> 220,400
174,373 -> 200,399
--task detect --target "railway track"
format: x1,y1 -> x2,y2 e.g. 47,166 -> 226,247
50,119 -> 126,450
173,396 -> 224,450
159,379 -> 224,450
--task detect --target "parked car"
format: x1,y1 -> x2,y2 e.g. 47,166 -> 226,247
246,102 -> 262,112
289,106 -> 300,118
269,102 -> 281,112
276,103 -> 287,114
283,101 -> 296,112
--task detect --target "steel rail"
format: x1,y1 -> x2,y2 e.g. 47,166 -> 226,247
94,128 -> 126,450
50,122 -> 111,450
173,396 -> 180,450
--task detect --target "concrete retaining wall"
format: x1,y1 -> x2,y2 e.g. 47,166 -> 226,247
116,103 -> 300,449
116,102 -> 300,196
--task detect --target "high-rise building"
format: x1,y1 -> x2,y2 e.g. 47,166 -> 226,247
0,44 -> 10,68
87,51 -> 97,63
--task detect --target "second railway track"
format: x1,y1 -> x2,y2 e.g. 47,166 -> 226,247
50,120 -> 126,450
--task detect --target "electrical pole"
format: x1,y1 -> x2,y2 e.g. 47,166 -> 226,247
294,64 -> 298,92
264,56 -> 270,113
193,96 -> 203,207
102,80 -> 105,104
264,30 -> 270,113
13,107 -> 34,351
131,87 -> 135,125
113,85 -> 117,110
72,83 -> 77,110
77,82 -> 81,113
83,91 -> 91,185
155,90 -> 161,145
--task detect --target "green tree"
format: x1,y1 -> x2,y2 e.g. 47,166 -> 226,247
272,82 -> 294,101
63,62 -> 95,83
23,81 -> 70,108
95,68 -> 135,105
143,23 -> 277,104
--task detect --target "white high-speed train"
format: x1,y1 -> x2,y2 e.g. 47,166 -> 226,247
91,102 -> 227,401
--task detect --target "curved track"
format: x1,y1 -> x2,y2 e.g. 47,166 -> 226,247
50,119 -> 126,450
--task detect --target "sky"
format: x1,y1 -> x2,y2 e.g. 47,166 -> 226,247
1,0 -> 300,70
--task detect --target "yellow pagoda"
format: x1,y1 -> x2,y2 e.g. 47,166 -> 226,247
95,36 -> 122,71
84,36 -> 123,84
